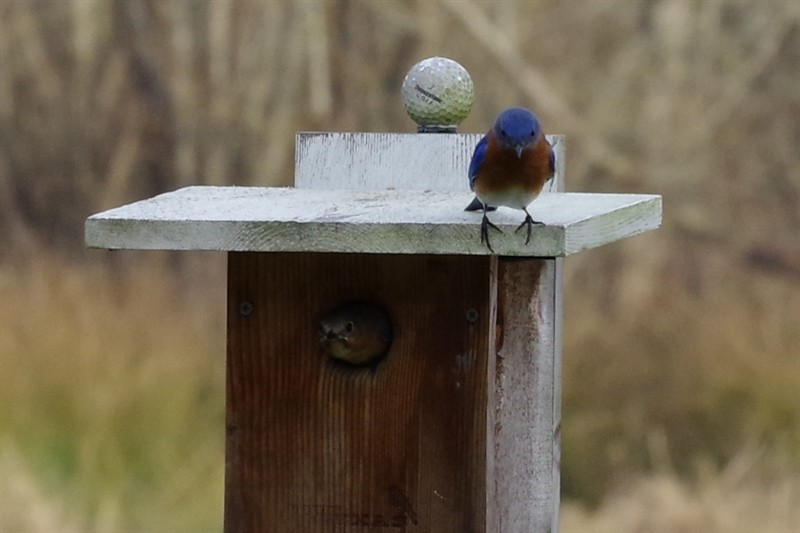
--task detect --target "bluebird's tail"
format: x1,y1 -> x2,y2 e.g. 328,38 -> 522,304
464,197 -> 497,212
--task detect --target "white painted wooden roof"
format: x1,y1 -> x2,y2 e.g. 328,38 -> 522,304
86,186 -> 661,256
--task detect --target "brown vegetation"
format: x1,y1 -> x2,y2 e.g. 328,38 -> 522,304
1,0 -> 798,530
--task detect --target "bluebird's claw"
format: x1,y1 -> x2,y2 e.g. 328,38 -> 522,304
514,208 -> 545,245
480,209 -> 503,253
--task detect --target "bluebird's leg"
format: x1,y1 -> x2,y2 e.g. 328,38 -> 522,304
480,204 -> 502,252
514,207 -> 545,245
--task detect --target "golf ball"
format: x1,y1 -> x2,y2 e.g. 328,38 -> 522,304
402,57 -> 474,129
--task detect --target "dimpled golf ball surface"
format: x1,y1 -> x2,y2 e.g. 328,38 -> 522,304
402,57 -> 474,127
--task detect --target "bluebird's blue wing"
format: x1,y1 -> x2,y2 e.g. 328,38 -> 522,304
468,135 -> 488,191
465,134 -> 495,211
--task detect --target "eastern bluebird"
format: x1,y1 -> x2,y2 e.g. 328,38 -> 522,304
319,302 -> 393,366
465,107 -> 555,252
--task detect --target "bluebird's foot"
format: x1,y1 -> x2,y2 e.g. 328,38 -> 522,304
480,211 -> 503,252
514,208 -> 545,245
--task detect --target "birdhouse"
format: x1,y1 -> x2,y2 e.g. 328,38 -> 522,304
86,129 -> 660,532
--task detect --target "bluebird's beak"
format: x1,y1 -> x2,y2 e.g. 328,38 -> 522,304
514,145 -> 524,158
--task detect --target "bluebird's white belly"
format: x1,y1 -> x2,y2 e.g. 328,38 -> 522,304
477,187 -> 541,210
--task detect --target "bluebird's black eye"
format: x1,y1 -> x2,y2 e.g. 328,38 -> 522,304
345,322 -> 354,334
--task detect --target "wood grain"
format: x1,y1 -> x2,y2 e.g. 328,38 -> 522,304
295,132 -> 486,192
294,133 -> 565,193
226,252 -> 494,532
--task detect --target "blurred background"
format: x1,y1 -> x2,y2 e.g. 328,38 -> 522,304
1,0 -> 798,531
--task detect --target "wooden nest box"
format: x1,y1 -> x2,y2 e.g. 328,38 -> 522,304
86,132 -> 661,532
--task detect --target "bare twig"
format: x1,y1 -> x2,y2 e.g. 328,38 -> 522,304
303,1 -> 332,121
438,0 -> 634,176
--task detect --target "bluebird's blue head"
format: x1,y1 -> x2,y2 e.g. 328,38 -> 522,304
493,107 -> 542,158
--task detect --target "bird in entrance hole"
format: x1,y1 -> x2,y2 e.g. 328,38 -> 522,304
464,107 -> 555,252
319,302 -> 393,366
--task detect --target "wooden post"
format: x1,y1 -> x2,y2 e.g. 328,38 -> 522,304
490,257 -> 561,532
85,134 -> 661,532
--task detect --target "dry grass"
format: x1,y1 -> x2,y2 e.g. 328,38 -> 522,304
0,252 -> 227,531
562,446 -> 800,533
1,0 -> 799,530
561,233 -> 800,501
